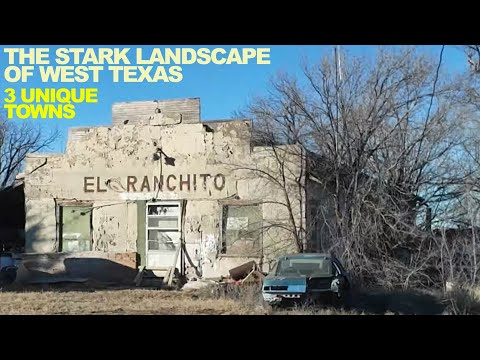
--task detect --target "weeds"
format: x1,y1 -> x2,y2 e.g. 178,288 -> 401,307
443,286 -> 480,315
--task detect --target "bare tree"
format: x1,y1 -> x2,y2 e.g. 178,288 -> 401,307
439,45 -> 480,287
465,45 -> 480,73
229,83 -> 314,262
241,46 -> 476,289
0,119 -> 58,188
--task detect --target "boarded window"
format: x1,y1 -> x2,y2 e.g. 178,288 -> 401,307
59,206 -> 92,252
221,204 -> 262,256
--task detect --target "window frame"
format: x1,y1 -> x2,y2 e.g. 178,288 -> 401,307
219,201 -> 263,257
145,201 -> 181,253
56,201 -> 93,253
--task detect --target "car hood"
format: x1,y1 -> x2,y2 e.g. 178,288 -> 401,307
262,276 -> 308,294
264,275 -> 306,286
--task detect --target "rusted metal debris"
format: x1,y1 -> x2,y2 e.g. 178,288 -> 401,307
227,261 -> 265,284
229,261 -> 257,281
180,261 -> 265,291
242,269 -> 265,283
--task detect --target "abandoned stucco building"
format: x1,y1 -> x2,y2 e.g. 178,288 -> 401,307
22,98 -> 326,284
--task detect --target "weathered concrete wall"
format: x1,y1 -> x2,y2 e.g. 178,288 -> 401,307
92,201 -> 137,252
24,99 -> 308,278
25,121 -> 257,204
234,145 -> 307,264
25,198 -> 57,253
28,122 -> 251,202
112,98 -> 200,126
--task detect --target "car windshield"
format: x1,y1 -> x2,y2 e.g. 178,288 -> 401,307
276,257 -> 332,277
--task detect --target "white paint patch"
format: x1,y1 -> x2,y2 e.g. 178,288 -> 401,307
202,234 -> 217,256
227,217 -> 248,230
204,234 -> 216,252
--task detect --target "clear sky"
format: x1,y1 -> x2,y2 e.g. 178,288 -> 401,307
0,45 -> 469,153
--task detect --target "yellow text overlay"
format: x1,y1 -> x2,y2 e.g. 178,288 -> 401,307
3,88 -> 98,119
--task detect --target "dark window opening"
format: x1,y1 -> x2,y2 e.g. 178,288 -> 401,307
221,204 -> 263,256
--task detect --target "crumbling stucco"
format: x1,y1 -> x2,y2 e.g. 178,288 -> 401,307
24,99 -> 310,278
92,202 -> 134,253
25,198 -> 57,253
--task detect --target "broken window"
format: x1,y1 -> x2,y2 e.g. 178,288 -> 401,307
146,203 -> 179,252
276,257 -> 332,277
59,206 -> 92,252
221,204 -> 263,256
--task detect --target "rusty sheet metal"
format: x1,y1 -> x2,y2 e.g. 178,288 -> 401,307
228,260 -> 257,281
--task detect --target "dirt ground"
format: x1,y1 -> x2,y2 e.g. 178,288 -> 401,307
0,283 -> 477,315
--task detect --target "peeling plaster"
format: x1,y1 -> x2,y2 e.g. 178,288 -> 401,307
24,104 -> 310,278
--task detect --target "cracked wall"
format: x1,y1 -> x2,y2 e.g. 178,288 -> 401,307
92,202 -> 137,253
24,101 -> 308,277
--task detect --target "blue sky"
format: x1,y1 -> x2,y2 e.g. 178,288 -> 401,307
0,45 -> 469,153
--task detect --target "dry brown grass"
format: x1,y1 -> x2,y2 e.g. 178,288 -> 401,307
274,307 -> 362,315
0,288 -> 264,315
443,286 -> 480,315
199,283 -> 356,315
1,282 -> 463,315
0,283 -> 356,315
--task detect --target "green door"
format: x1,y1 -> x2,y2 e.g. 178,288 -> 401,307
60,206 -> 92,252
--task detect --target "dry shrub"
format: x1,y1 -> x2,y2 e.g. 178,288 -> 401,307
277,308 -> 359,315
444,286 -> 480,315
215,283 -> 263,308
287,302 -> 360,315
207,283 -> 359,314
190,282 -> 263,307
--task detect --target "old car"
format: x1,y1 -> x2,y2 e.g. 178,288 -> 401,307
262,253 -> 350,307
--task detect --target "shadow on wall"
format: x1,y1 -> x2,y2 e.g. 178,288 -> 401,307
20,218 -> 137,285
24,213 -> 57,253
